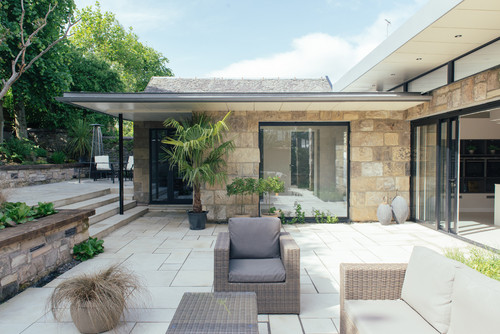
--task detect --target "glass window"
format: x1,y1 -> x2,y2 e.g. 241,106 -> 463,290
260,123 -> 349,218
408,66 -> 447,93
455,40 -> 500,81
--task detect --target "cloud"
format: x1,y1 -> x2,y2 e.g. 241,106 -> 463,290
207,2 -> 422,81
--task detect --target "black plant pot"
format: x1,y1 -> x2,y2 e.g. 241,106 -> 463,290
187,211 -> 208,230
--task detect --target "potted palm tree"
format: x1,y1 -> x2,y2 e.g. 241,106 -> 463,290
162,112 -> 234,230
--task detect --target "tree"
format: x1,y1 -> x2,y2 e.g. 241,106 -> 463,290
0,0 -> 78,138
162,112 -> 234,213
0,0 -> 78,100
71,2 -> 173,92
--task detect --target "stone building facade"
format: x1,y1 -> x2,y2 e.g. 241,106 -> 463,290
131,67 -> 499,222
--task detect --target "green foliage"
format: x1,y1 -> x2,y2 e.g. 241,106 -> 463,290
0,137 -> 37,163
1,202 -> 35,224
488,144 -> 499,151
313,209 -> 339,224
281,203 -> 306,224
0,201 -> 58,229
48,151 -> 67,164
444,247 -> 500,281
71,2 -> 172,92
162,112 -> 234,213
34,147 -> 48,158
33,202 -> 58,218
227,177 -> 258,215
258,176 -> 285,211
73,237 -> 104,261
67,119 -> 91,159
268,206 -> 278,214
290,204 -> 306,224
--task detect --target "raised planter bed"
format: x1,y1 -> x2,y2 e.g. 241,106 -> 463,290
0,163 -> 86,189
0,209 -> 94,302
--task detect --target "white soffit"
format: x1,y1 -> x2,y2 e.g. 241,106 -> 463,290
334,0 -> 500,92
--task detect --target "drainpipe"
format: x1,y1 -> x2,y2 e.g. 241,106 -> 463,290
119,113 -> 124,215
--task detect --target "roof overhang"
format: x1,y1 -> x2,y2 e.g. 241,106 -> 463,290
57,92 -> 431,121
334,0 -> 500,92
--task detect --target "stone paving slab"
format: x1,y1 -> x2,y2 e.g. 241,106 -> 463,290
0,210 -> 475,334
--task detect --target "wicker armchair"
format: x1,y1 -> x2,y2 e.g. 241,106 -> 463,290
339,263 -> 408,334
214,226 -> 300,314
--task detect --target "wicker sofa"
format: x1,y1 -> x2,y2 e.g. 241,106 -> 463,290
340,246 -> 500,334
214,217 -> 300,314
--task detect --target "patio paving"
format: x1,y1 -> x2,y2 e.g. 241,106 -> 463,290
0,209 -> 472,334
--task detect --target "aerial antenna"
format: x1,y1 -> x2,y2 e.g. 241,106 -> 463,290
385,19 -> 391,37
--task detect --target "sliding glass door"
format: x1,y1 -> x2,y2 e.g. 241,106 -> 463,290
412,118 -> 459,233
260,123 -> 349,219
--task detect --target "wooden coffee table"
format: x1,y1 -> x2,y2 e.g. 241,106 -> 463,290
166,292 -> 258,334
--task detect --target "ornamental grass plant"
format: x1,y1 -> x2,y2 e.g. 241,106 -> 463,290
444,247 -> 500,281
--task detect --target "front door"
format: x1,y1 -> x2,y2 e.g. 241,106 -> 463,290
150,129 -> 192,204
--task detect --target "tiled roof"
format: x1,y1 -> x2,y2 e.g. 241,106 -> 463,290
144,77 -> 332,93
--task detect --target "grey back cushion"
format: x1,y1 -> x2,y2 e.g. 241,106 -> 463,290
229,217 -> 281,259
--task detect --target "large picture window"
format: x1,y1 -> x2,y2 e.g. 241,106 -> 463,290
260,123 -> 349,219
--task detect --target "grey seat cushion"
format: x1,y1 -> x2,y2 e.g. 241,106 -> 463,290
345,300 -> 439,334
229,258 -> 286,283
229,217 -> 281,259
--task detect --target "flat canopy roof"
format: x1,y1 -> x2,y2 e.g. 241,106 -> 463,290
334,0 -> 500,92
57,91 -> 431,121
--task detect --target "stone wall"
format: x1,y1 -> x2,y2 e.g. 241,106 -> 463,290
0,209 -> 93,302
407,66 -> 500,119
133,111 -> 410,222
0,163 -> 84,189
132,68 -> 500,222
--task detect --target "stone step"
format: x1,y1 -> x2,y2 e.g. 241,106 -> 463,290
58,194 -> 119,211
89,206 -> 149,239
89,200 -> 137,225
148,204 -> 192,213
53,188 -> 111,208
110,187 -> 134,196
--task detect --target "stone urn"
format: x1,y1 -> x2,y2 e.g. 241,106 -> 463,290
391,195 -> 409,224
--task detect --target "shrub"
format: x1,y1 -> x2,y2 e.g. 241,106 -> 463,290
0,201 -> 58,230
34,147 -> 48,158
49,151 -> 67,164
73,237 -> 104,261
444,247 -> 500,281
0,137 -> 36,163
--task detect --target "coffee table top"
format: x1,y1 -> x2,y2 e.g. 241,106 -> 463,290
166,292 -> 258,334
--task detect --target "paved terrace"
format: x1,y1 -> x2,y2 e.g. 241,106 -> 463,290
0,209 -> 471,333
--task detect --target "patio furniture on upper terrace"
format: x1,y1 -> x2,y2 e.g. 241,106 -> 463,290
91,155 -> 115,183
214,217 -> 300,314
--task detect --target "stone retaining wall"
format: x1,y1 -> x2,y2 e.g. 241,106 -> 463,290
0,163 -> 85,189
0,209 -> 93,302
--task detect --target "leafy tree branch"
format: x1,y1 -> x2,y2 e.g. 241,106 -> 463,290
0,0 -> 79,100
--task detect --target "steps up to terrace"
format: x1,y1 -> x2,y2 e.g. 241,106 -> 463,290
54,186 -> 147,239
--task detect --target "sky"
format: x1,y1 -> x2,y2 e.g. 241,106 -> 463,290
73,0 -> 427,83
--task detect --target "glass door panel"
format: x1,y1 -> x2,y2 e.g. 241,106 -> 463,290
150,129 -> 192,204
412,123 -> 437,224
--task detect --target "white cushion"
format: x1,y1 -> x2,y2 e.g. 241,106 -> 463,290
448,267 -> 500,334
345,299 -> 438,334
401,246 -> 459,333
